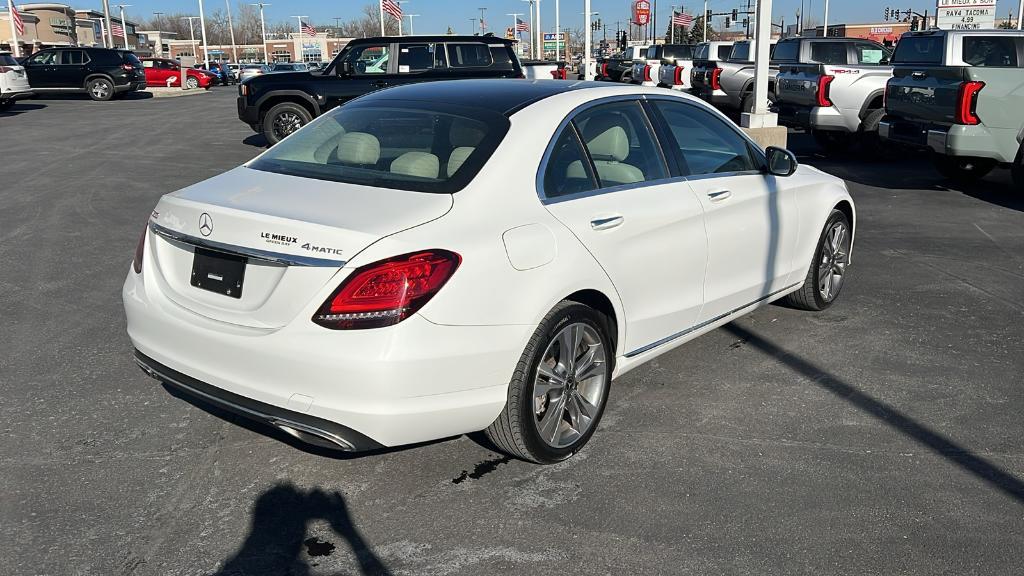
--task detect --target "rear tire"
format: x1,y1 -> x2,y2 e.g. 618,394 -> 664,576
1011,145 -> 1023,192
262,102 -> 312,146
858,108 -> 896,160
86,77 -> 114,101
784,209 -> 852,311
933,155 -> 995,183
742,92 -> 776,114
485,301 -> 613,464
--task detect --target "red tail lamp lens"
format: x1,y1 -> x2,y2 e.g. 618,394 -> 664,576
643,65 -> 652,82
816,75 -> 835,107
710,67 -> 723,90
674,66 -> 685,85
132,225 -> 147,274
955,81 -> 984,125
313,250 -> 461,330
601,62 -> 609,76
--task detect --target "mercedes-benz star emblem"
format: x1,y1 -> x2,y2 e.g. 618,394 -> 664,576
199,213 -> 214,237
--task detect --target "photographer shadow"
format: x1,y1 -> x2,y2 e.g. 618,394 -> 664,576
213,482 -> 392,576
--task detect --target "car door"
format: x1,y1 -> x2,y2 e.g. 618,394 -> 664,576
648,99 -> 800,322
23,51 -> 59,87
540,99 -> 709,355
59,50 -> 89,88
323,42 -> 396,110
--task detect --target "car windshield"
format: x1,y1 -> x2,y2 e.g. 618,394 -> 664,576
248,101 -> 511,194
1,53 -> 19,66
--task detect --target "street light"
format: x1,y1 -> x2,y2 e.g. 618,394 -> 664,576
225,0 -> 238,62
197,0 -> 210,64
405,14 -> 420,35
116,4 -> 131,50
250,2 -> 270,64
291,15 -> 307,63
182,16 -> 201,60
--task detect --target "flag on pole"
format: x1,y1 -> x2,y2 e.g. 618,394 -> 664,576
110,22 -> 125,37
672,11 -> 694,28
9,1 -> 24,35
381,0 -> 402,20
516,17 -> 528,31
301,21 -> 316,36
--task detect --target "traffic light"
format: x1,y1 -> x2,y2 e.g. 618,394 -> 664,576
910,16 -> 919,31
706,9 -> 713,22
732,9 -> 738,20
725,17 -> 731,28
884,7 -> 890,21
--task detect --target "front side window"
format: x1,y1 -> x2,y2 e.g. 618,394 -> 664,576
28,51 -> 58,65
963,36 -> 1020,67
447,43 -> 493,68
248,101 -> 508,193
854,42 -> 889,64
653,101 -> 757,176
571,101 -> 668,188
398,43 -> 443,73
543,126 -> 598,198
810,42 -> 848,65
344,44 -> 390,74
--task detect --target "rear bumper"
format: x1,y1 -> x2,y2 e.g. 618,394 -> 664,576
123,267 -> 528,449
777,103 -> 858,133
879,119 -> 1014,163
0,88 -> 34,102
692,87 -> 730,107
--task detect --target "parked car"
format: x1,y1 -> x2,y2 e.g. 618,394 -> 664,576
239,63 -> 272,82
880,29 -> 1024,188
522,59 -> 566,79
596,46 -> 646,82
0,51 -> 33,110
659,41 -> 732,91
127,80 -> 855,463
691,39 -> 780,112
200,61 -> 235,85
227,63 -> 241,81
271,62 -> 310,72
238,35 -> 524,145
20,47 -> 145,101
141,58 -> 213,89
774,37 -> 893,151
631,44 -> 693,87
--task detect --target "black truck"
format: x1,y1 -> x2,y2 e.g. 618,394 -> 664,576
237,35 -> 523,144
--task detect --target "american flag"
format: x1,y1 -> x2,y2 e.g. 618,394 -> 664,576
9,1 -> 24,35
381,0 -> 402,20
515,17 -> 528,32
301,21 -> 316,36
672,11 -> 694,28
110,22 -> 125,37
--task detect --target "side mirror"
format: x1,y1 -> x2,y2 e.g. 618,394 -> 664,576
765,146 -> 798,177
339,61 -> 352,76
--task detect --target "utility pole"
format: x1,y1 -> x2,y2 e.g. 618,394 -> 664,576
102,0 -> 114,47
250,2 -> 269,64
225,0 -> 238,62
522,0 -> 535,56
198,0 -> 210,64
703,0 -> 708,40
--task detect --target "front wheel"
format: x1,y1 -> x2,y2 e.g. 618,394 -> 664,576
784,209 -> 852,311
933,155 -> 995,182
262,102 -> 312,145
86,78 -> 114,101
185,76 -> 199,89
485,302 -> 613,463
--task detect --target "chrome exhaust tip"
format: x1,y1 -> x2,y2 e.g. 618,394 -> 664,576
270,419 -> 356,451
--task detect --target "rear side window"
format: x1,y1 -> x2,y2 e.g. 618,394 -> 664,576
248,101 -> 509,194
963,36 -> 1020,67
730,43 -> 751,61
398,43 -> 444,72
122,52 -> 142,66
772,40 -> 799,62
570,101 -> 668,188
718,45 -> 733,59
543,126 -> 598,198
61,51 -> 86,65
489,46 -> 515,69
810,42 -> 848,65
447,44 -> 492,68
892,36 -> 944,64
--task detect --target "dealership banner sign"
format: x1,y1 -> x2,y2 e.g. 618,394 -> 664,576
935,0 -> 996,30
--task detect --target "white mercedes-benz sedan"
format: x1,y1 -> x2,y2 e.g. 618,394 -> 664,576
124,80 -> 855,463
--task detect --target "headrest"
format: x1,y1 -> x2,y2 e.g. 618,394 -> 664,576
446,146 -> 474,177
391,151 -> 440,179
580,116 -> 629,162
450,121 -> 486,147
335,132 -> 380,165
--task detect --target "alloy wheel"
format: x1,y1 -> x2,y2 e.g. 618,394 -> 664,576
272,112 -> 303,140
532,322 -> 608,449
818,220 -> 850,302
91,82 -> 110,99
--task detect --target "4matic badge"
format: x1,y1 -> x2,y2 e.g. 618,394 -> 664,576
300,243 -> 343,256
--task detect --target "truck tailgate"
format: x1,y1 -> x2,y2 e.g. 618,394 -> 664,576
886,66 -> 969,125
777,63 -> 825,107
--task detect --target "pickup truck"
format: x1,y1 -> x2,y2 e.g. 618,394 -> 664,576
774,37 -> 893,152
237,35 -> 522,145
596,46 -> 647,82
659,41 -> 732,91
880,30 -> 1024,188
690,39 -> 780,112
630,44 -> 692,87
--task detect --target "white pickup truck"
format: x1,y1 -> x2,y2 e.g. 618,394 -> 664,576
659,41 -> 733,91
774,37 -> 894,151
629,44 -> 692,87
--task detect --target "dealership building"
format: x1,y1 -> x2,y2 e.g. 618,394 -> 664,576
166,33 -> 352,63
0,3 -> 146,55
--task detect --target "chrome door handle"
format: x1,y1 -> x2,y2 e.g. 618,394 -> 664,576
707,190 -> 732,202
590,216 -> 624,230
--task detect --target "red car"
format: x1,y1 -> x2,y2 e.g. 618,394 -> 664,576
141,58 -> 214,90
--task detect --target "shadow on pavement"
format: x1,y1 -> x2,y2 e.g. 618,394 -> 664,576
0,102 -> 46,116
243,134 -> 269,148
213,483 -> 392,576
723,322 -> 1024,503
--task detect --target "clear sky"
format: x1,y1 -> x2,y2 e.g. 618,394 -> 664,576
75,0 -> 1022,35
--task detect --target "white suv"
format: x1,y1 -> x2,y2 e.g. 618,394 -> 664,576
0,52 -> 33,110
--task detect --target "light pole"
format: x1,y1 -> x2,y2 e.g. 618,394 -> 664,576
225,0 -> 238,62
1018,0 -> 1023,29
250,2 -> 270,64
292,15 -> 307,62
404,14 -> 419,34
823,0 -> 829,37
535,0 -> 541,58
197,0 -> 210,64
521,0 -> 535,56
507,12 -> 523,53
116,4 -> 131,50
182,16 -> 200,59
469,18 -> 476,35
554,0 -> 559,62
102,0 -> 114,47
583,0 -> 592,79
703,0 -> 708,40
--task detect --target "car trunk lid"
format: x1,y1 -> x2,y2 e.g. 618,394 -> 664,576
146,167 -> 453,329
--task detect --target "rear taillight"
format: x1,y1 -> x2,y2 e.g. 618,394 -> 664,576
710,67 -> 723,90
643,65 -> 652,82
549,68 -> 567,80
601,62 -> 609,77
239,83 -> 248,96
955,80 -> 984,125
121,63 -> 134,72
313,250 -> 461,330
132,225 -> 147,274
673,66 -> 685,86
0,65 -> 11,73
816,74 -> 835,107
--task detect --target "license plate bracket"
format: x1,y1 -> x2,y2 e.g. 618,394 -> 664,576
190,247 -> 246,299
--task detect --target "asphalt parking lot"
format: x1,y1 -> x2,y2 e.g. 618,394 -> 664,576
2,88 -> 1022,576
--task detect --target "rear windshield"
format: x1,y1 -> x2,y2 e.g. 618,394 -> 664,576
121,52 -> 143,66
248,101 -> 510,193
0,53 -> 17,66
963,36 -> 1020,67
892,35 -> 944,64
663,45 -> 693,60
772,40 -> 800,62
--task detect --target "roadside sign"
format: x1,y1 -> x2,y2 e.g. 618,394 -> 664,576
935,0 -> 996,30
